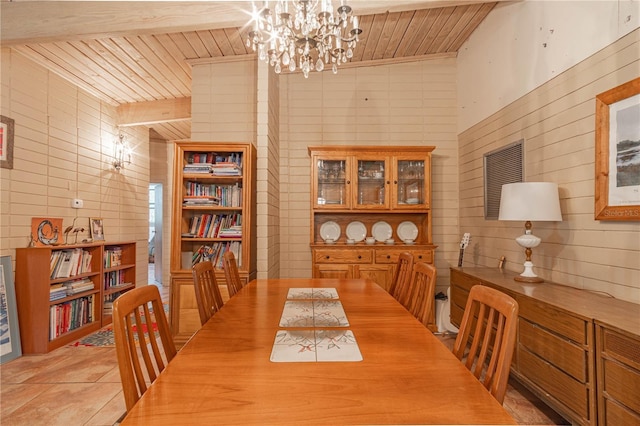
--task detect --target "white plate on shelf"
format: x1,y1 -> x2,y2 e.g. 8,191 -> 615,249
372,221 -> 392,242
397,221 -> 419,241
320,221 -> 341,242
346,221 -> 367,242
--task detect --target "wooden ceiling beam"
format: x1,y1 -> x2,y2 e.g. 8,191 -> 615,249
117,97 -> 191,126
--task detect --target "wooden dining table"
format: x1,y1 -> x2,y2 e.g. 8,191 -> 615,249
121,278 -> 516,425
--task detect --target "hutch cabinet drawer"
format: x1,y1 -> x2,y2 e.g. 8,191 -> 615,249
374,248 -> 433,264
518,347 -> 590,422
518,296 -> 588,345
313,249 -> 372,264
519,318 -> 587,382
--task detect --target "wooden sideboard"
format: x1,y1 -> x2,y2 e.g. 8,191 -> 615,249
450,267 -> 640,426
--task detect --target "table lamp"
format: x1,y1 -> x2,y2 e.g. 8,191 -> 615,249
498,182 -> 562,283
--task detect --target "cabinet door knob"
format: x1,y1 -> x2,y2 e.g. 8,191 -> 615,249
394,180 -> 398,184
387,180 -> 390,184
358,255 -> 362,259
418,255 -> 423,259
386,255 -> 391,259
346,180 -> 350,184
325,256 -> 330,259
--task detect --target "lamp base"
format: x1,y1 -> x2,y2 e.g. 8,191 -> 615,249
514,275 -> 544,283
514,260 -> 545,283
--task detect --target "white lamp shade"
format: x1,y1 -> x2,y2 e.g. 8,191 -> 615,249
498,182 -> 562,222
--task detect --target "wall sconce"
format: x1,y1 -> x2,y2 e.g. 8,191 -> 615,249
113,133 -> 132,171
498,182 -> 562,283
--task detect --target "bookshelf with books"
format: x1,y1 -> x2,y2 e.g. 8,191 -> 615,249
15,240 -> 136,354
101,242 -> 136,325
170,142 -> 256,345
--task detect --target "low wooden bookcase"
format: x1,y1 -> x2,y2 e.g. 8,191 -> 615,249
450,267 -> 640,426
15,240 -> 136,354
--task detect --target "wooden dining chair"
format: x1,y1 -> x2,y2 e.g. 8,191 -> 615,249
452,285 -> 519,404
222,251 -> 243,298
388,252 -> 413,306
192,260 -> 225,325
112,285 -> 177,412
405,262 -> 437,326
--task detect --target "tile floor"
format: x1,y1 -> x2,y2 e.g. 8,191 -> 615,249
0,266 -> 569,425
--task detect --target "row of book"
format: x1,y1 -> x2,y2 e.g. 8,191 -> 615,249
49,278 -> 95,301
50,248 -> 93,280
184,182 -> 243,207
185,213 -> 242,239
104,270 -> 131,290
186,152 -> 243,167
188,241 -> 242,269
104,246 -> 123,268
49,294 -> 94,340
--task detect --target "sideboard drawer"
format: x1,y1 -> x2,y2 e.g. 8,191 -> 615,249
518,296 -> 588,345
519,318 -> 587,382
314,249 -> 372,264
597,324 -> 640,424
519,347 -> 590,421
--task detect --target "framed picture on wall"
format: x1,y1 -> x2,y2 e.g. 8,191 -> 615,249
1,255 -> 22,364
595,77 -> 640,221
90,218 -> 105,241
0,115 -> 15,170
31,217 -> 64,246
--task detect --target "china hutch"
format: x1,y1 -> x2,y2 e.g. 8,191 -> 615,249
170,142 -> 256,345
308,146 -> 437,331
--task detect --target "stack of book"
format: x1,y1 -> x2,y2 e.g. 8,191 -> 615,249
183,196 -> 220,206
50,284 -> 67,301
211,162 -> 241,176
218,225 -> 242,238
183,163 -> 213,174
64,278 -> 94,295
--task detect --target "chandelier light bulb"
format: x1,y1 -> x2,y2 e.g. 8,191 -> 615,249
247,0 -> 361,78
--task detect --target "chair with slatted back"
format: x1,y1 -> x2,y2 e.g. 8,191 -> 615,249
112,285 -> 177,412
388,252 -> 413,306
452,285 -> 519,404
222,251 -> 243,298
192,260 -> 225,325
405,262 -> 437,326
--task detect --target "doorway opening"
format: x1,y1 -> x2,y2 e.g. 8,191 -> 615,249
149,183 -> 163,287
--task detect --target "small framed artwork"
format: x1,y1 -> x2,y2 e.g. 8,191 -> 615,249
595,77 -> 640,221
31,217 -> 64,246
0,115 -> 15,170
90,218 -> 105,241
1,255 -> 22,364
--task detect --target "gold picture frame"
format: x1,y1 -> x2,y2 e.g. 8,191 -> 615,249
595,77 -> 640,221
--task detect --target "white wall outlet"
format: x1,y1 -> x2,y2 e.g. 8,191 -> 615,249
72,199 -> 83,209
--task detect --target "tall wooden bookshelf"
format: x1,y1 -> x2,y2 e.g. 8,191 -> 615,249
170,142 -> 256,345
15,240 -> 136,354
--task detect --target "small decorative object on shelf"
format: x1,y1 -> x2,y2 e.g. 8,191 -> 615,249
89,218 -> 105,241
31,217 -> 63,246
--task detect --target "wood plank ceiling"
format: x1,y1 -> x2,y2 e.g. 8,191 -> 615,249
3,1 -> 497,141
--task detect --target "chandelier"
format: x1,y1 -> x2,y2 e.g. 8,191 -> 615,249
247,0 -> 362,78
